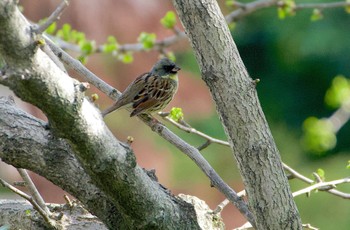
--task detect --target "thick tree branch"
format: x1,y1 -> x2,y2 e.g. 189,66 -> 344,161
172,0 -> 302,229
0,97 -> 119,229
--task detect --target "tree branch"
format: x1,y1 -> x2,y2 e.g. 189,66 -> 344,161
172,0 -> 302,229
0,178 -> 56,227
34,0 -> 70,34
16,169 -> 51,215
292,177 -> 350,197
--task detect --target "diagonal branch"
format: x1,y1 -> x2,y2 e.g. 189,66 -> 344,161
292,177 -> 350,197
17,169 -> 51,215
0,178 -> 56,227
34,0 -> 70,34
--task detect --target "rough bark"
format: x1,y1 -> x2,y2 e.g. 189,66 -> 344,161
0,1 -> 203,229
172,0 -> 302,229
0,200 -> 107,230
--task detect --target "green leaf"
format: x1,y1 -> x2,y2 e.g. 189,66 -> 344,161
79,40 -> 95,56
302,117 -> 336,154
71,30 -> 86,44
169,107 -> 184,122
166,52 -> 176,62
45,22 -> 56,34
103,36 -> 119,53
225,0 -> 235,7
316,168 -> 325,181
137,32 -> 156,50
78,55 -> 88,65
56,23 -> 72,41
119,52 -> 134,64
346,160 -> 350,169
160,11 -> 177,29
310,9 -> 323,21
277,0 -> 296,19
277,7 -> 287,19
25,209 -> 31,216
325,75 -> 350,108
228,22 -> 236,31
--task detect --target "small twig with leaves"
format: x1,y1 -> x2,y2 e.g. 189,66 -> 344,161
292,177 -> 350,197
283,163 -> 350,199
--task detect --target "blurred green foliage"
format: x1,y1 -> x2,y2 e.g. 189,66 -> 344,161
160,11 -> 177,29
325,75 -> 350,108
302,117 -> 336,154
137,32 -> 157,50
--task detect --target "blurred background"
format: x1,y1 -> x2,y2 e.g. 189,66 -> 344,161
1,0 -> 350,229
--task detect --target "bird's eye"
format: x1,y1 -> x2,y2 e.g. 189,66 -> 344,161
166,65 -> 174,71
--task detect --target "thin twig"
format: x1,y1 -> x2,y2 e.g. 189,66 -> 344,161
234,221 -> 254,230
226,0 -> 279,23
44,36 -> 119,99
302,223 -> 319,230
17,168 -> 51,215
295,1 -> 350,10
327,102 -> 350,133
283,163 -> 350,199
292,177 -> 350,197
212,190 -> 246,214
64,194 -> 73,208
35,0 -> 70,34
0,178 -> 56,227
41,44 -> 67,73
161,116 -> 230,149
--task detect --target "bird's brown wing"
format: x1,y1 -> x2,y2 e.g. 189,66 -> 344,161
130,76 -> 177,117
130,97 -> 159,117
101,73 -> 149,117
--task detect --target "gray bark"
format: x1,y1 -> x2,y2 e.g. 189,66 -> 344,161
0,200 -> 107,230
0,1 -> 204,229
172,0 -> 302,229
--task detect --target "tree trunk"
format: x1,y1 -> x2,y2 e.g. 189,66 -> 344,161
172,0 -> 302,229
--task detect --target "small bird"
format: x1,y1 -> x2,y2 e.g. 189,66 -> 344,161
102,58 -> 180,117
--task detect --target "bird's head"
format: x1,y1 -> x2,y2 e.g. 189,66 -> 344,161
150,58 -> 181,80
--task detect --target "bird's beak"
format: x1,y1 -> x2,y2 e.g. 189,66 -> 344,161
172,66 -> 181,73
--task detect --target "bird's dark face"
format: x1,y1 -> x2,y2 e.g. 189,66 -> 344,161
151,58 -> 181,78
